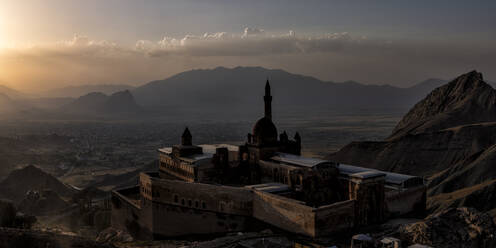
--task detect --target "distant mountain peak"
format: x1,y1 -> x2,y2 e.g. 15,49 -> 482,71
61,90 -> 141,115
43,84 -> 135,98
390,70 -> 495,139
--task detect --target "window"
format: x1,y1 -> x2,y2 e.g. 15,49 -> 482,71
174,195 -> 178,203
195,201 -> 199,208
188,199 -> 192,207
202,202 -> 206,209
181,199 -> 185,205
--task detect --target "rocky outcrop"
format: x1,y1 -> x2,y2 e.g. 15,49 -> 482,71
428,179 -> 496,216
18,190 -> 69,216
390,71 -> 496,139
330,71 -> 496,176
329,70 -> 496,218
96,227 -> 133,243
399,208 -> 496,248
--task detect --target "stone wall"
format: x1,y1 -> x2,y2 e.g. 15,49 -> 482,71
147,173 -> 253,216
385,185 -> 426,217
252,191 -> 356,238
144,173 -> 254,237
111,187 -> 152,240
151,201 -> 251,237
349,175 -> 386,226
313,200 -> 355,237
252,191 -> 316,236
113,173 -> 397,239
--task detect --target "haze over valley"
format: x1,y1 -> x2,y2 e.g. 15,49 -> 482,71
1,1 -> 496,248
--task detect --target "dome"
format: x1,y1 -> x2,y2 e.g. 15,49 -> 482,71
253,117 -> 278,145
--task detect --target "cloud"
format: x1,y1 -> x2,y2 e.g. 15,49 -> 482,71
242,27 -> 265,37
0,28 -> 495,91
138,29 -> 365,57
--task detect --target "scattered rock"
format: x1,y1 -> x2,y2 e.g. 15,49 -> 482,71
0,165 -> 76,204
96,227 -> 134,243
399,208 -> 496,248
18,189 -> 69,216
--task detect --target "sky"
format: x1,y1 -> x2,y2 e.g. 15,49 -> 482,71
0,0 -> 495,91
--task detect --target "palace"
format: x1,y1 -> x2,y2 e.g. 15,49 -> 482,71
111,80 -> 426,239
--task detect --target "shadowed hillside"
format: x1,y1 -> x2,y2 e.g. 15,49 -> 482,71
390,71 -> 496,139
0,165 -> 76,203
329,70 -> 496,217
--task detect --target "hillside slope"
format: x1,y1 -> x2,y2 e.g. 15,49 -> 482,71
330,122 -> 496,176
0,165 -> 76,203
390,71 -> 496,139
329,70 -> 496,216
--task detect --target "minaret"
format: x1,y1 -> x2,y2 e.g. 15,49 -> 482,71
181,127 -> 192,146
294,132 -> 301,155
264,79 -> 272,120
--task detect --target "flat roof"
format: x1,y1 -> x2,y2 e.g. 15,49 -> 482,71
183,153 -> 213,162
339,164 -> 421,185
158,147 -> 213,164
352,234 -> 373,241
199,144 -> 239,153
270,152 -> 330,168
158,147 -> 172,154
245,182 -> 291,194
350,171 -> 385,179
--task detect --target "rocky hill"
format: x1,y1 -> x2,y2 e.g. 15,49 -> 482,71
329,70 -> 496,217
60,90 -> 141,116
390,71 -> 496,139
0,165 -> 76,204
399,208 -> 496,248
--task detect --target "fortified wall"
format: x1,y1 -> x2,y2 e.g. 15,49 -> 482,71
112,172 -> 360,238
111,80 -> 426,240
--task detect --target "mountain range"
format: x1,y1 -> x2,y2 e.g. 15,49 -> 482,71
132,67 -> 450,114
0,66 -> 494,119
42,84 -> 135,98
59,90 -> 141,116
